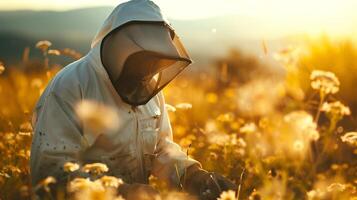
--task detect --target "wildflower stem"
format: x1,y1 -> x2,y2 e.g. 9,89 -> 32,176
328,118 -> 338,134
314,91 -> 325,123
236,168 -> 245,200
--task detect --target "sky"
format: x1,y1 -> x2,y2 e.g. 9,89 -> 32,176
1,0 -> 357,37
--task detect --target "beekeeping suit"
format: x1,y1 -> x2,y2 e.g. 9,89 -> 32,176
31,0 -> 198,186
30,0 -> 235,198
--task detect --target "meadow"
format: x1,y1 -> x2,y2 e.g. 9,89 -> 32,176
0,37 -> 356,200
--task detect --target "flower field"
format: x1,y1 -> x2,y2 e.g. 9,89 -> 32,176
0,37 -> 356,200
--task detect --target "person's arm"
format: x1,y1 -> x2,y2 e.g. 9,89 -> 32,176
150,92 -> 201,188
30,92 -> 90,187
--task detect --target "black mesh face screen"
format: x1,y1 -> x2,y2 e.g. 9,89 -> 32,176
115,50 -> 191,106
106,23 -> 192,106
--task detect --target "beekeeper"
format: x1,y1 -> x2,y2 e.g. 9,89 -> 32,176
30,0 -> 235,199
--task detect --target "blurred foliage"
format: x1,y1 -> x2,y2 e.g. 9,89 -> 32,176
0,37 -> 357,200
214,49 -> 279,88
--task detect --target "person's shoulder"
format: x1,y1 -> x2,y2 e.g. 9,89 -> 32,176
44,57 -> 91,104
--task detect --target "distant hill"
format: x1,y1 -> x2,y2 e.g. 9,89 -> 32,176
0,7 -> 111,41
0,7 -> 111,63
0,7 -> 287,66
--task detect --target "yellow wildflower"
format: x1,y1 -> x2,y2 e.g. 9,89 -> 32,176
31,78 -> 43,88
37,176 -> 56,192
68,178 -> 104,192
310,70 -> 340,95
0,62 -> 5,75
19,122 -> 33,136
218,190 -> 236,200
48,49 -> 61,56
36,40 -> 52,53
18,132 -> 32,136
0,172 -> 10,178
96,176 -> 123,188
341,132 -> 357,146
307,189 -> 325,199
240,122 -> 257,134
327,183 -> 346,192
17,149 -> 30,159
165,104 -> 176,112
82,163 -> 109,175
216,113 -> 234,122
321,101 -> 351,118
207,133 -> 230,145
61,48 -> 82,60
4,132 -> 16,145
63,162 -> 80,172
175,103 -> 192,110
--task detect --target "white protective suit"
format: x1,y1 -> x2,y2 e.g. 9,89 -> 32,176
30,0 -> 199,187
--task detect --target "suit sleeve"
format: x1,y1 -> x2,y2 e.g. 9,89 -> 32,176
30,92 -> 90,185
151,92 -> 201,187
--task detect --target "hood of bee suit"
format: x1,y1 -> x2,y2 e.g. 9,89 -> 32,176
90,0 -> 192,106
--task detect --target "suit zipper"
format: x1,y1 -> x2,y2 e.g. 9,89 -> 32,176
132,106 -> 145,182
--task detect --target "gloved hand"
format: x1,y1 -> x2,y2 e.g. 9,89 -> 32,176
183,165 -> 237,200
118,183 -> 160,200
